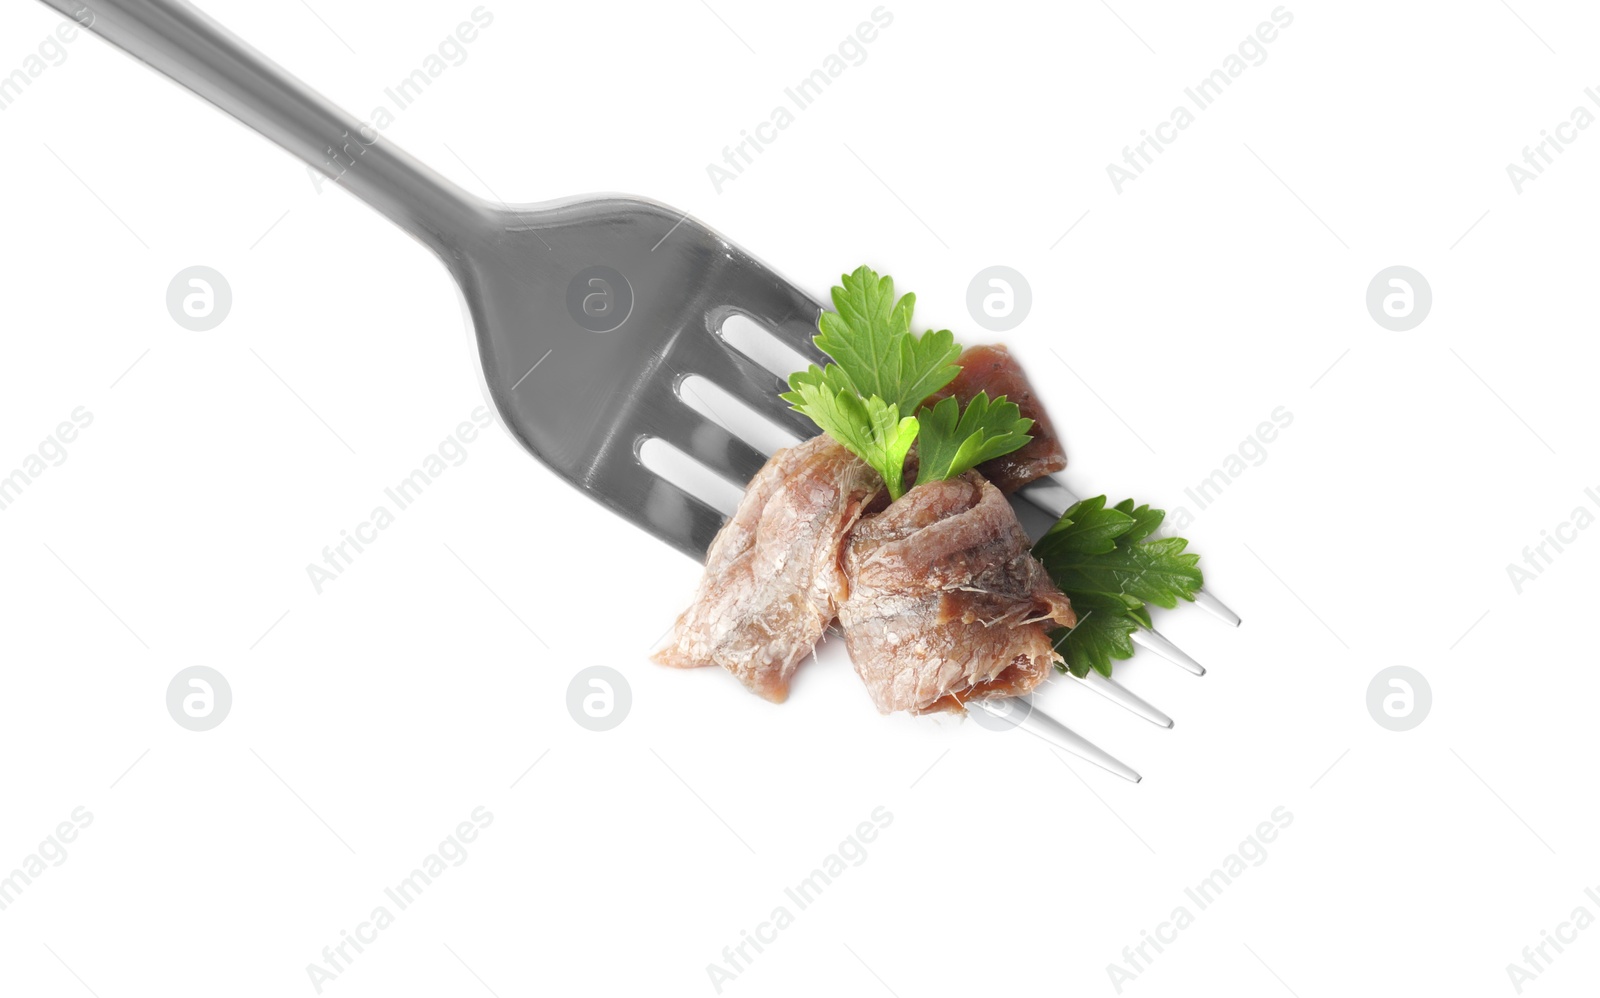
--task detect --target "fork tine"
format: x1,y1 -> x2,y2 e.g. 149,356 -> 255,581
718,266 -> 831,367
767,311 -> 831,368
1191,588 -> 1242,627
967,698 -> 1141,782
1015,477 -> 1242,626
1132,627 -> 1205,676
677,336 -> 819,442
1014,476 -> 1078,514
649,404 -> 770,487
1073,670 -> 1174,728
588,446 -> 729,560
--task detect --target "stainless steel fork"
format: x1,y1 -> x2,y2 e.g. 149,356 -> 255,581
45,0 -> 1238,782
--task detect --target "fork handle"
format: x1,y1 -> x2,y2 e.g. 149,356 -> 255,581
36,0 -> 483,253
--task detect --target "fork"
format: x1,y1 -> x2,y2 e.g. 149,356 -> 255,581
45,0 -> 1237,783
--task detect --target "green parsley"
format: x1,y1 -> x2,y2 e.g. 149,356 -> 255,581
812,268 -> 961,411
781,267 -> 1208,676
782,266 -> 1032,500
913,392 -> 1034,488
782,366 -> 919,496
1033,497 -> 1204,678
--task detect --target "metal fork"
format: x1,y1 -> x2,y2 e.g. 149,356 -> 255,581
47,0 -> 1236,783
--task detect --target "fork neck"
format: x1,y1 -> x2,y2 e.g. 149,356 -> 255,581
40,0 -> 487,256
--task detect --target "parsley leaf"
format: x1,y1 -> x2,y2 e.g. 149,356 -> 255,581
1052,610 -> 1139,678
1034,497 -> 1205,678
913,392 -> 1034,488
1033,495 -> 1136,559
782,365 -> 919,500
1112,497 -> 1165,545
815,266 -> 962,410
1042,537 -> 1203,611
784,266 -> 1032,500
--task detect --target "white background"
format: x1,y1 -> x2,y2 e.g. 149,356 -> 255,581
2,1 -> 1598,996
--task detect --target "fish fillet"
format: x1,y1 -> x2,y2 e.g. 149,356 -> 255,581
838,472 -> 1076,714
652,434 -> 882,703
935,343 -> 1067,493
